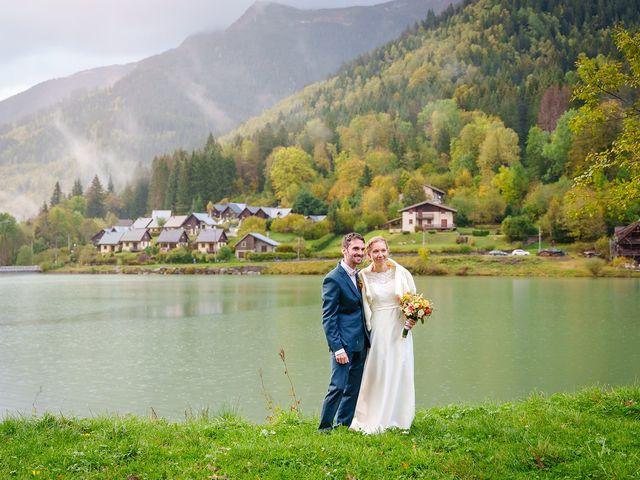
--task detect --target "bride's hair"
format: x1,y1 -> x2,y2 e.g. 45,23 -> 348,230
365,236 -> 389,256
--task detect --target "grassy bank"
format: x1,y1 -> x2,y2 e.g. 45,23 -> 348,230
54,254 -> 640,278
1,386 -> 638,479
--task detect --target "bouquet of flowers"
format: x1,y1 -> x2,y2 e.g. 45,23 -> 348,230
399,292 -> 433,338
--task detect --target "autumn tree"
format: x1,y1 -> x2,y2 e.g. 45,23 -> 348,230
571,26 -> 640,215
267,147 -> 318,206
477,125 -> 520,178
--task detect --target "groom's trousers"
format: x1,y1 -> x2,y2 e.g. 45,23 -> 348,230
319,349 -> 366,430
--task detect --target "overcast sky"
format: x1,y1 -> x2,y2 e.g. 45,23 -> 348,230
0,0 -> 384,101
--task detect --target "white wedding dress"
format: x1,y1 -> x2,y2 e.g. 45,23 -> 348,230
350,268 -> 415,434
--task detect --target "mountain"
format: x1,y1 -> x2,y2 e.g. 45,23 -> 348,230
227,0 -> 640,143
0,64 -> 135,126
0,0 -> 456,219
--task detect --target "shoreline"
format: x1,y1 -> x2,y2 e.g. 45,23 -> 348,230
42,254 -> 640,278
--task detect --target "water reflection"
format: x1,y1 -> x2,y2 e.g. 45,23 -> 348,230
0,274 -> 638,422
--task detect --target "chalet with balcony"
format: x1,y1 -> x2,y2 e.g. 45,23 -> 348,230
398,200 -> 457,232
612,220 -> 640,261
120,229 -> 152,252
234,232 -> 280,259
196,228 -> 228,254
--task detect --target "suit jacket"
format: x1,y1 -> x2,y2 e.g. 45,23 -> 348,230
321,262 -> 370,353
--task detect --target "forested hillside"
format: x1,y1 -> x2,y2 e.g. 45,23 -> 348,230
177,0 -> 640,239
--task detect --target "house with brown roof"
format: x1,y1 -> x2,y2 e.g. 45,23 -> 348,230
612,220 -> 640,261
196,228 -> 228,254
120,229 -> 152,252
398,200 -> 457,232
234,232 -> 280,259
157,228 -> 189,251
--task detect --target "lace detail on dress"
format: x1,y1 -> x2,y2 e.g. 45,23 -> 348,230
367,268 -> 394,285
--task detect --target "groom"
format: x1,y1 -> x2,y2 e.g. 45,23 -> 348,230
319,232 -> 370,431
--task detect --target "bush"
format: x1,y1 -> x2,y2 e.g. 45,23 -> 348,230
585,258 -> 606,277
418,247 -> 430,263
501,215 -> 537,242
440,245 -> 473,254
217,246 -> 234,262
157,247 -> 193,264
612,256 -> 635,268
302,220 -> 331,240
471,229 -> 490,236
594,236 -> 611,260
77,245 -> 98,265
244,252 -> 298,261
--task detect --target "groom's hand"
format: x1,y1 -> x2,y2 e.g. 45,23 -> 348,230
335,352 -> 349,364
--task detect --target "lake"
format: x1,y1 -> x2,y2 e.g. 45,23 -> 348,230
0,273 -> 638,422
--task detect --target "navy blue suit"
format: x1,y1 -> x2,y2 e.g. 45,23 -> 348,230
319,262 -> 370,430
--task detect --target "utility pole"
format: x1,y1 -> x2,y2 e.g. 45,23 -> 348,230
538,225 -> 542,252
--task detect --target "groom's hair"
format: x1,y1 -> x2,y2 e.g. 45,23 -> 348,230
342,232 -> 365,249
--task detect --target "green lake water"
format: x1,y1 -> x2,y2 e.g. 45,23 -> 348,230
0,274 -> 638,422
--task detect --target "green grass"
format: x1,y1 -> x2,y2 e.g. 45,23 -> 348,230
1,386 -> 639,479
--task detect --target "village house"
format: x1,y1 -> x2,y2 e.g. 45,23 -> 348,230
147,210 -> 172,234
211,204 -> 227,219
97,230 -> 124,254
156,228 -> 189,251
612,220 -> 640,261
132,217 -> 153,229
91,226 -> 129,245
239,206 -> 268,220
164,214 -> 200,235
120,229 -> 152,253
234,232 -> 280,259
423,184 -> 446,204
196,228 -> 228,254
306,215 -> 327,222
398,200 -> 457,232
219,203 -> 246,221
383,217 -> 403,234
193,212 -> 217,229
261,207 -> 292,219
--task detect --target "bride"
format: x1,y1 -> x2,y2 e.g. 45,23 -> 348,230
350,236 -> 416,434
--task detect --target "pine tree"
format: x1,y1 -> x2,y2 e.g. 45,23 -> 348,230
85,175 -> 106,218
176,159 -> 192,214
71,179 -> 83,197
107,176 -> 115,194
50,181 -> 63,206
